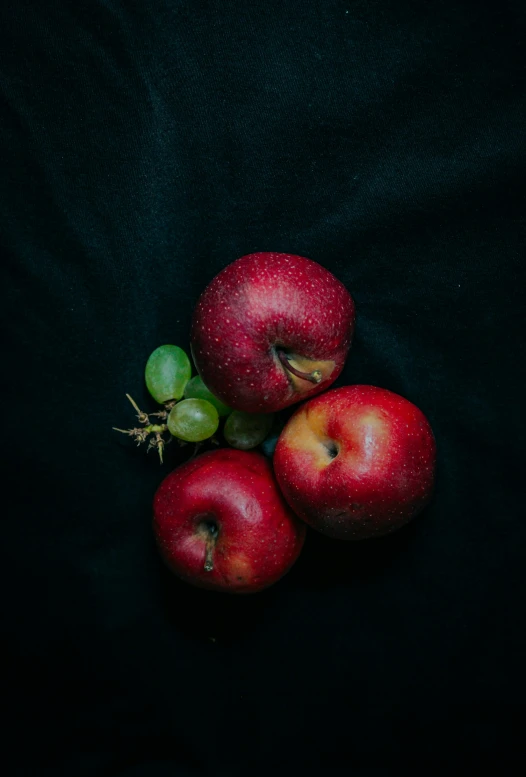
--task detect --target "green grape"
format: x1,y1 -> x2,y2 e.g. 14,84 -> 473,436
167,398 -> 219,442
145,345 -> 191,403
183,375 -> 232,417
224,411 -> 274,451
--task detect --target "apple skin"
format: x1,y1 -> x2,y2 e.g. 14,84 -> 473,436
190,252 -> 355,413
153,448 -> 306,593
273,385 -> 436,540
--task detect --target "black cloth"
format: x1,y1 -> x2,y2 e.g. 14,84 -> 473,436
2,1 -> 525,775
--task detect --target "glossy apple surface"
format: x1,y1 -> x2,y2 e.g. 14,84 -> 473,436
190,252 -> 355,413
153,448 -> 306,593
273,385 -> 436,540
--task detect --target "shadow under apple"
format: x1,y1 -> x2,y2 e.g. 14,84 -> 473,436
155,502 -> 431,641
156,562 -> 285,644
292,513 -> 424,589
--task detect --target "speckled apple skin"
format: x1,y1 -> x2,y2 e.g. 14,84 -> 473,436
274,385 -> 436,540
153,449 -> 306,593
190,252 -> 355,413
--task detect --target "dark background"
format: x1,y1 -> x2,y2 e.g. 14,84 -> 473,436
2,1 -> 525,775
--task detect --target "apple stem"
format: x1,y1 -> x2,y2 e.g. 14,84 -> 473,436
204,534 -> 215,572
277,350 -> 322,384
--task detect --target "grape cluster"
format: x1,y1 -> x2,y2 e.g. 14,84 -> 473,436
115,345 -> 274,460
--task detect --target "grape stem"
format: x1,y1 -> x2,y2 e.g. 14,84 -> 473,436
149,400 -> 177,421
189,441 -> 203,460
113,423 -> 167,437
143,424 -> 167,434
277,351 -> 322,384
114,395 -> 213,463
126,393 -> 150,424
114,394 -> 172,463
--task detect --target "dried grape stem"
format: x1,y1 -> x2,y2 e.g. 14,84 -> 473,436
126,394 -> 150,424
150,401 -> 177,421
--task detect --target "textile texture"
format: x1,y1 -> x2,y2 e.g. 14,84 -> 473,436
2,1 -> 525,775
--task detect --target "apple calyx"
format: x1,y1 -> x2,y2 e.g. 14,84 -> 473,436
277,350 -> 323,385
324,440 -> 339,460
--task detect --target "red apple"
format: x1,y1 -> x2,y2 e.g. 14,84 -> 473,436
153,448 -> 306,593
273,385 -> 436,540
190,252 -> 355,413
